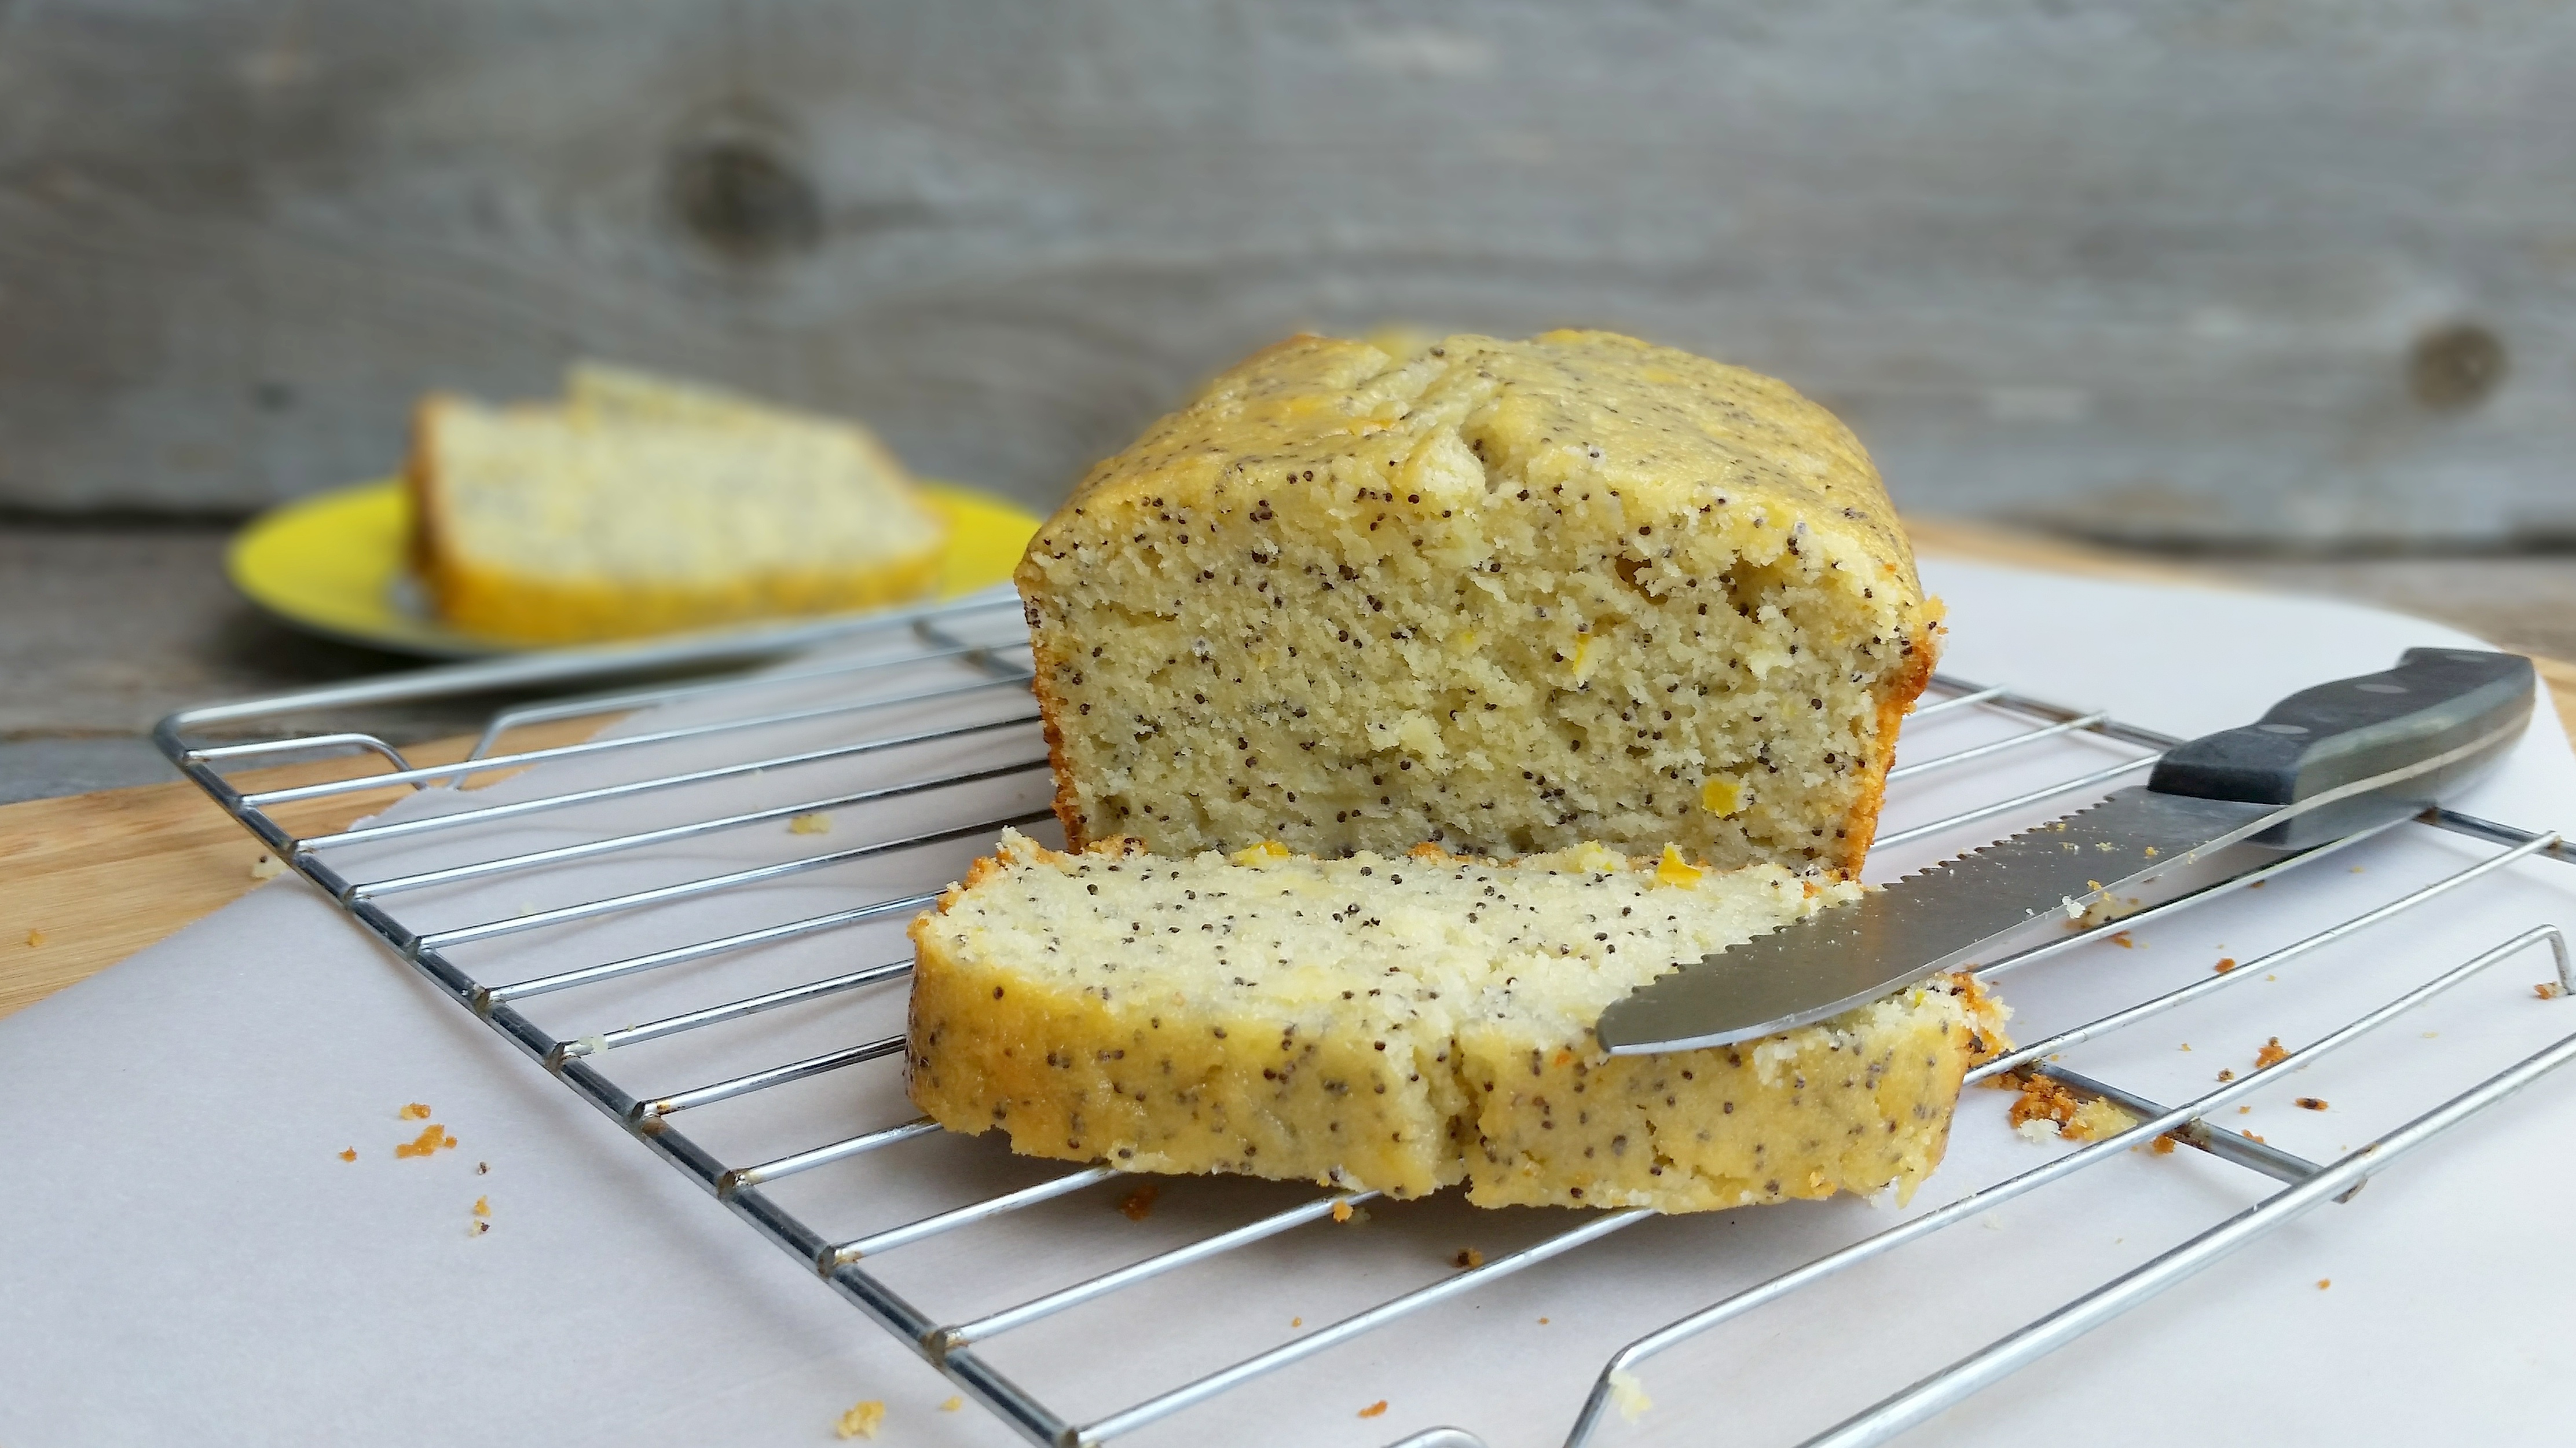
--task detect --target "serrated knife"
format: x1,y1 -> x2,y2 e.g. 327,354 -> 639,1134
1595,648 -> 2538,1055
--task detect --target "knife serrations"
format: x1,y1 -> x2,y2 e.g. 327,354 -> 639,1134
1594,788 -> 2282,1055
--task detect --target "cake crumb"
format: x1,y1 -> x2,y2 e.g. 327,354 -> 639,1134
2255,1037 -> 2291,1070
2216,1069 -> 2234,1083
789,812 -> 834,836
472,1195 -> 492,1216
2002,1070 -> 2137,1143
2214,957 -> 2236,974
2538,981 -> 2566,1000
1291,1317 -> 1302,1328
399,1103 -> 433,1120
2178,1043 -> 2191,1052
394,1124 -> 458,1159
2295,1097 -> 2328,1111
250,853 -> 286,880
2242,1129 -> 2267,1143
2317,1278 -> 2332,1290
2149,1134 -> 2179,1155
471,1220 -> 490,1237
1453,1247 -> 1485,1269
1117,1182 -> 1159,1220
338,1147 -> 357,1162
1358,1400 -> 1388,1419
1608,1369 -> 1654,1422
2108,931 -> 2134,949
835,1399 -> 886,1439
1331,1200 -> 1354,1223
939,1396 -> 963,1413
2239,1106 -> 2252,1114
24,928 -> 43,948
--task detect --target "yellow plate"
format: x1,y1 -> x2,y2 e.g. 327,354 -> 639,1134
227,478 -> 1042,657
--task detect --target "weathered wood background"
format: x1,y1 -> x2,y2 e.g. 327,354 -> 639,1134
2,1 -> 2570,544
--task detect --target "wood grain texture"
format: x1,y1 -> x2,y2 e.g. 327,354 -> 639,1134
0,719 -> 604,1019
3,2 -> 2573,543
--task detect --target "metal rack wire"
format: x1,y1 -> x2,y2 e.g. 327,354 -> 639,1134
155,594 -> 2576,1448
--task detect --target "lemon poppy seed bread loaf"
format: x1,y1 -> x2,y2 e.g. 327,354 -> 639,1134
907,833 -> 2006,1209
409,365 -> 947,645
1014,330 -> 1940,875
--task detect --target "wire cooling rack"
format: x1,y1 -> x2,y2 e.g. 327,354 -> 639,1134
156,593 -> 2576,1448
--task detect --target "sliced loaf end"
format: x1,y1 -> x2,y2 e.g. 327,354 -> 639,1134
906,832 -> 2007,1209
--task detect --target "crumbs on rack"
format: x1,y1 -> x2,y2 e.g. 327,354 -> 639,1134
1998,1070 -> 2138,1145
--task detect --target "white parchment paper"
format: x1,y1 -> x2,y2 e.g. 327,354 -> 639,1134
6,560 -> 2575,1448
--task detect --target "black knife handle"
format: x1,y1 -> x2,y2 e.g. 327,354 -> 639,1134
2145,648 -> 2534,849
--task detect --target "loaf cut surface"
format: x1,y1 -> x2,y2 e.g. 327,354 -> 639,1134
907,832 -> 2005,1210
410,365 -> 947,645
1016,330 -> 1940,876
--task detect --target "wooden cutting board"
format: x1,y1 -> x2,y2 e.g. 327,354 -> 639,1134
8,522 -> 2571,1020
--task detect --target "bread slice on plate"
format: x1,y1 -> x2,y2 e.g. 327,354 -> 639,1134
908,831 -> 2006,1211
408,365 -> 947,645
1013,330 -> 1941,876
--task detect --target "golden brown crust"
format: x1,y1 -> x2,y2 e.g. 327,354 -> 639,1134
1835,609 -> 1947,874
1021,598 -> 1095,849
407,395 -> 453,601
1027,330 -> 1925,609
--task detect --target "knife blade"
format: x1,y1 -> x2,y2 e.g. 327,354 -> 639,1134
1595,647 -> 2537,1055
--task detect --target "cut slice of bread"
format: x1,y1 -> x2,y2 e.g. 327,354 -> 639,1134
409,365 -> 947,645
907,831 -> 2007,1210
1014,330 -> 1941,876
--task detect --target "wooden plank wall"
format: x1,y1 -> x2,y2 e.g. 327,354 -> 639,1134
2,1 -> 2570,545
